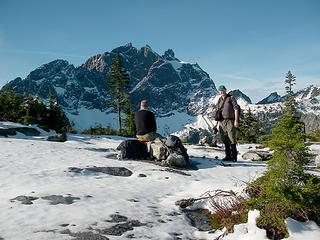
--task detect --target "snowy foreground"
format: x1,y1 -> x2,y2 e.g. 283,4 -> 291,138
1,122 -> 320,240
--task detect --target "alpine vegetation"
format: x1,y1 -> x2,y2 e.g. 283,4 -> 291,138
106,51 -> 133,135
175,71 -> 320,240
246,71 -> 320,239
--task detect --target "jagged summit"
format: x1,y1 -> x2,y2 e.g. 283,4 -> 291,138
228,89 -> 252,104
2,44 -> 319,134
257,92 -> 283,104
162,49 -> 178,61
1,43 -> 219,130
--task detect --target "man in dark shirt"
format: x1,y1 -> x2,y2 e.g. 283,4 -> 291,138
214,85 -> 240,161
134,100 -> 162,141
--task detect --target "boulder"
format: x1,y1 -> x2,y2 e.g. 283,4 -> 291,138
181,128 -> 215,145
146,140 -> 168,160
164,153 -> 187,168
0,128 -> 16,137
0,127 -> 40,137
242,151 -> 271,161
13,127 -> 40,136
46,132 -> 67,142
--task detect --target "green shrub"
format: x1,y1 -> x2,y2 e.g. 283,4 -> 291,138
237,108 -> 264,144
82,124 -> 118,135
308,129 -> 320,142
0,92 -> 70,133
245,71 -> 320,239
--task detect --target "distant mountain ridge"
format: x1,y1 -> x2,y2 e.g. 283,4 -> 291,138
1,43 -> 319,137
248,85 -> 320,132
257,92 -> 284,104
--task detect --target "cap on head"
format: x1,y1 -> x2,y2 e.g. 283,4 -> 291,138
218,85 -> 226,91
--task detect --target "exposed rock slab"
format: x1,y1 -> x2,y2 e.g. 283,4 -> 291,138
10,195 -> 39,205
61,229 -> 109,240
0,127 -> 40,137
41,195 -> 80,205
183,209 -> 212,232
242,150 -> 271,161
99,220 -> 146,236
68,166 -> 133,177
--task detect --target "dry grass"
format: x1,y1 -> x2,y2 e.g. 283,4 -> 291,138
176,189 -> 248,240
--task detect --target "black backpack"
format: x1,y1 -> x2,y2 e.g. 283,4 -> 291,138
116,140 -> 150,160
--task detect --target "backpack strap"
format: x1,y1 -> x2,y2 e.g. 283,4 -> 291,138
218,94 -> 230,110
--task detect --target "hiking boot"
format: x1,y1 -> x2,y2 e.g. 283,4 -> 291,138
231,144 -> 238,162
222,157 -> 232,161
223,143 -> 231,161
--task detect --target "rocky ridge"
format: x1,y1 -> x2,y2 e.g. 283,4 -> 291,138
2,43 -> 219,132
1,44 -> 319,137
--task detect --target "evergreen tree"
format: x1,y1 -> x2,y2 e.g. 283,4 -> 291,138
237,108 -> 264,143
284,70 -> 296,114
47,92 -> 70,133
246,71 -> 320,239
106,51 -> 130,132
123,93 -> 136,136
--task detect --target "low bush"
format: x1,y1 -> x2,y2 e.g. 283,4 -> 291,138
0,92 -> 70,133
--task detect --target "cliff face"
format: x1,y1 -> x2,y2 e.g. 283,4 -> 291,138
1,43 -> 219,131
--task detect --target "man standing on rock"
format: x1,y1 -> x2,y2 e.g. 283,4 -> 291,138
134,100 -> 162,141
214,85 -> 240,161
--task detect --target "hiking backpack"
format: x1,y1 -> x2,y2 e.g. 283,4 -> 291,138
116,139 -> 150,160
164,135 -> 189,167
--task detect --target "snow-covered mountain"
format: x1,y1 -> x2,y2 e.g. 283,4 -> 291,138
244,85 -> 320,132
1,43 -> 219,134
1,43 -> 319,137
257,92 -> 284,104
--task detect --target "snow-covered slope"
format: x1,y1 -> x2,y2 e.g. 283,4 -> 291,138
1,122 -> 320,240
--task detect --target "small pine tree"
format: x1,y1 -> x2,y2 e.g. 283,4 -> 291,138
106,51 -> 130,132
284,70 -> 296,113
246,71 -> 320,239
237,108 -> 264,143
123,93 -> 136,136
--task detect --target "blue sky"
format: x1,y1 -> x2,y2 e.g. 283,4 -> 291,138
0,0 -> 319,103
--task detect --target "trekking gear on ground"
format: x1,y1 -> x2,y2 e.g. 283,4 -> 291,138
165,135 -> 189,167
116,139 -> 150,160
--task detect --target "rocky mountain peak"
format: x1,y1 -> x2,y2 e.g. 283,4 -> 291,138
257,92 -> 283,104
162,49 -> 177,61
228,89 -> 252,104
2,44 -> 219,128
28,59 -> 72,81
111,42 -> 136,54
295,85 -> 320,100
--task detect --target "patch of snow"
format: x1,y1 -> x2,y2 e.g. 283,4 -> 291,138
66,108 -> 118,131
55,86 -> 66,96
157,111 -> 196,136
167,60 -> 183,72
0,122 -> 320,239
